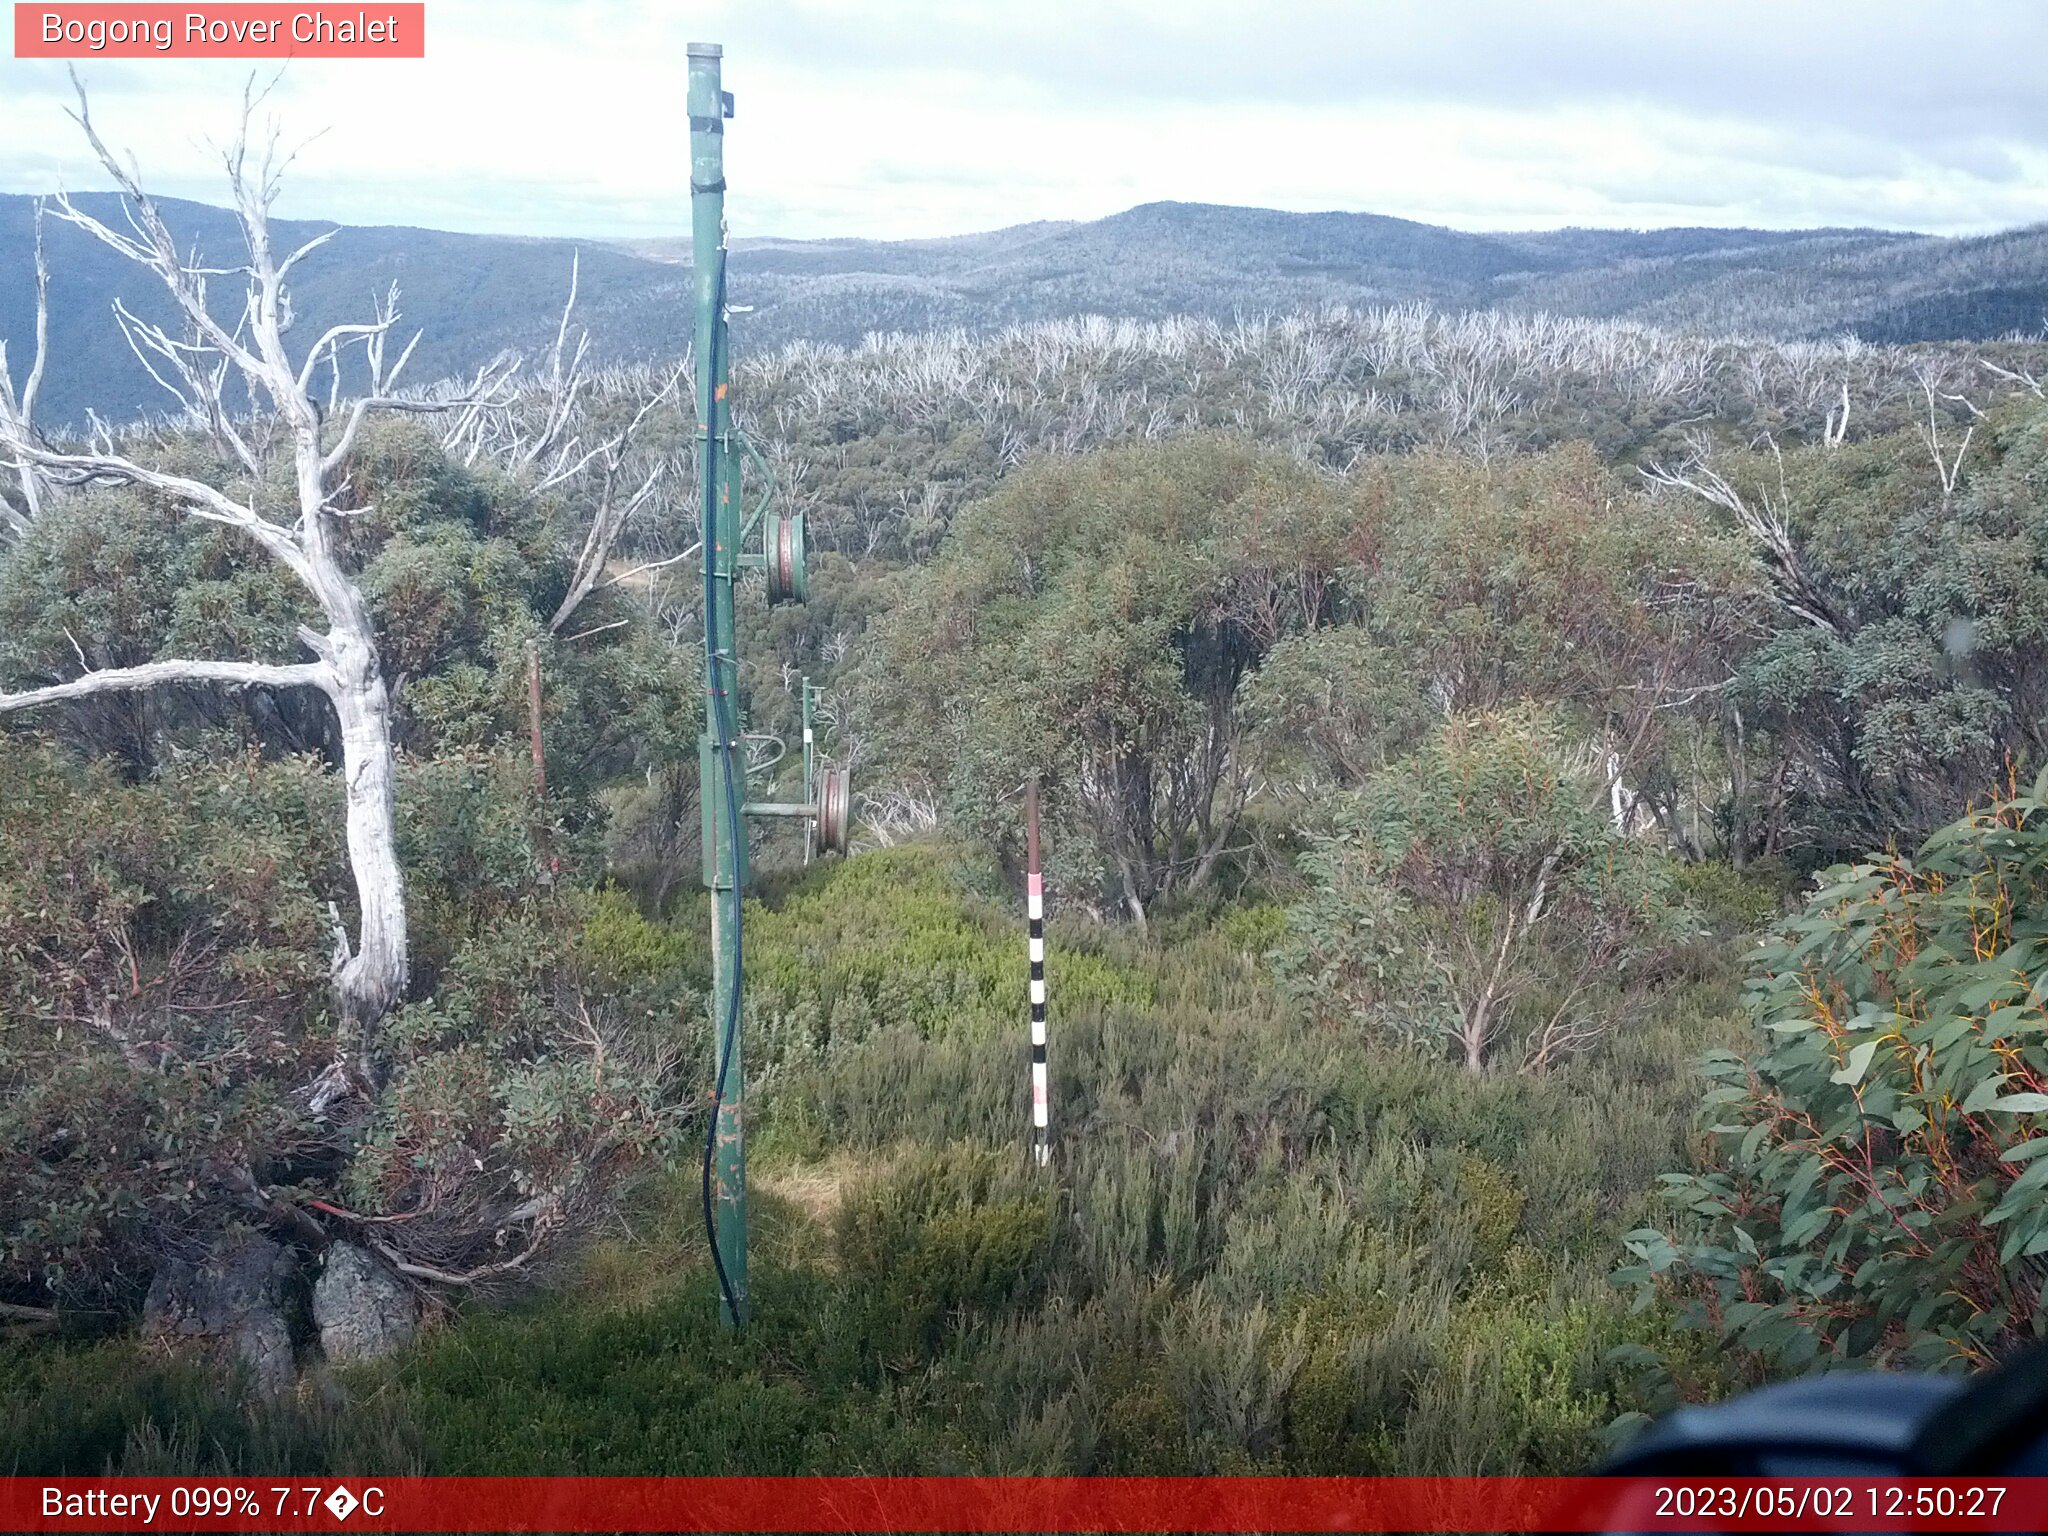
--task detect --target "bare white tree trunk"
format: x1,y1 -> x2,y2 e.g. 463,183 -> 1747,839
324,609 -> 408,1073
0,75 -> 513,1087
0,201 -> 49,533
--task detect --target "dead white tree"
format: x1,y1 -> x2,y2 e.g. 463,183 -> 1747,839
545,375 -> 687,636
437,271 -> 690,637
1823,381 -> 1851,448
0,201 -> 50,532
1643,436 -> 1847,640
1917,366 -> 1979,505
1981,357 -> 2046,399
860,782 -> 941,847
0,76 -> 513,1089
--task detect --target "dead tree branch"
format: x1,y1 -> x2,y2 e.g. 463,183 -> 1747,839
1643,438 -> 1847,639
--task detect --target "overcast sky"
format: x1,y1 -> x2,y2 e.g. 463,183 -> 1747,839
2,1 -> 2045,242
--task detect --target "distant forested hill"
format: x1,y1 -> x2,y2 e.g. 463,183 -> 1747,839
5,193 -> 2047,425
0,193 -> 693,428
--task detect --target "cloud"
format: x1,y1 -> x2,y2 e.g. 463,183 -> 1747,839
737,1 -> 2048,144
0,0 -> 2040,240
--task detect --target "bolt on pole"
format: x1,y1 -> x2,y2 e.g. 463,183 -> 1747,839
689,39 -> 748,1328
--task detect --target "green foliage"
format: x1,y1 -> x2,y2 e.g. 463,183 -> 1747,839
1712,398 -> 2048,860
0,741 -> 338,1311
1213,901 -> 1288,959
0,477 -> 322,767
834,1145 -> 1058,1369
4,831 -> 1728,1476
872,436 -> 1350,915
340,877 -> 693,1273
1275,707 -> 1697,1071
1671,859 -> 1788,938
1241,625 -> 1433,789
0,414 -> 711,1306
31,340 -> 2048,1477
0,420 -> 692,835
1626,770 -> 2048,1370
0,731 -> 689,1311
579,885 -> 705,989
737,845 -> 1153,1154
0,1334 -> 421,1476
1363,446 -> 1747,724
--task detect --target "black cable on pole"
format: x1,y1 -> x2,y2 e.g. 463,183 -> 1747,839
700,250 -> 743,1321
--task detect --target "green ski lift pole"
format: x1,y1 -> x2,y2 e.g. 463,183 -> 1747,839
688,43 -> 843,1329
689,40 -> 748,1328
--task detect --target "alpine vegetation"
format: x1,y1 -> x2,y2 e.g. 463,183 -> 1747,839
11,79 -> 2048,1485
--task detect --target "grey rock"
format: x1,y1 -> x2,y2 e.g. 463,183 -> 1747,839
312,1242 -> 417,1363
142,1230 -> 301,1396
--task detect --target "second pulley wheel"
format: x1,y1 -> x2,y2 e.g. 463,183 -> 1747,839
815,766 -> 852,856
765,511 -> 808,605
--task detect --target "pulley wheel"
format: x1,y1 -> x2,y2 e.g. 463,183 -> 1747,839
765,511 -> 808,605
816,766 -> 852,856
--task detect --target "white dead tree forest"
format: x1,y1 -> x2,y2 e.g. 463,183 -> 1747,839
439,261 -> 691,642
0,81 -> 517,1092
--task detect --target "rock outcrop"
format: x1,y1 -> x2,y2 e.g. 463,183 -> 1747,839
142,1230 -> 300,1396
312,1241 -> 417,1363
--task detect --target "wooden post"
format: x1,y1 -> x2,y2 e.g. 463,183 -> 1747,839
1025,776 -> 1050,1166
525,639 -> 547,802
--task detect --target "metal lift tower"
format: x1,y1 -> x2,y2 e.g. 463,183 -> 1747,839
689,42 -> 849,1328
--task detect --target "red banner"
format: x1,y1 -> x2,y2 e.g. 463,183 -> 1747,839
5,1476 -> 2048,1532
14,4 -> 425,58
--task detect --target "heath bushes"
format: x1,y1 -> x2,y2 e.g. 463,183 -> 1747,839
0,742 -> 338,1313
0,735 -> 692,1317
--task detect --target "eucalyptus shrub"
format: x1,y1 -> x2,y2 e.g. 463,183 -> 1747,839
1624,772 -> 2048,1369
1274,707 -> 1696,1072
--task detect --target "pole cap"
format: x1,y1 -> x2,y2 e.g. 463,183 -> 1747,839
687,42 -> 724,57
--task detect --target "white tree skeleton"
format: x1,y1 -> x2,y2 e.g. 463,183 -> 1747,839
0,73 -> 515,1089
0,201 -> 50,533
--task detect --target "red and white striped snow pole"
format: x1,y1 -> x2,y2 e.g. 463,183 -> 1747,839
1025,776 -> 1050,1166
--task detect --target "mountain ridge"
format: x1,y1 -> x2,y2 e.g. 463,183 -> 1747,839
3,194 -> 2044,426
